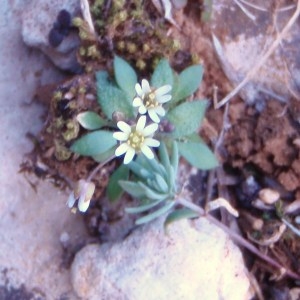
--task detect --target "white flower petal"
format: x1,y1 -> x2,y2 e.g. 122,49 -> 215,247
67,193 -> 76,208
115,143 -> 130,156
148,109 -> 160,123
154,106 -> 165,116
78,196 -> 90,212
141,79 -> 151,93
138,105 -> 147,114
136,116 -> 146,131
117,121 -> 131,134
155,85 -> 172,97
124,147 -> 135,164
141,145 -> 154,159
113,132 -> 129,141
145,138 -> 160,147
133,97 -> 143,107
135,83 -> 143,97
143,123 -> 158,136
157,94 -> 172,104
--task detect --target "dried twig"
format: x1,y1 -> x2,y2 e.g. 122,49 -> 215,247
80,0 -> 95,34
215,0 -> 300,109
176,197 -> 300,280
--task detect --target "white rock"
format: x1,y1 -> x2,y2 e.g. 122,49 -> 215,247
71,218 -> 253,300
21,0 -> 82,72
259,188 -> 280,205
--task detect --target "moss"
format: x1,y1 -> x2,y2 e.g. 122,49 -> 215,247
62,120 -> 80,141
77,0 -> 185,74
54,141 -> 72,161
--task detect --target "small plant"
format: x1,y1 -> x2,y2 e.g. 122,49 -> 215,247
68,55 -> 218,222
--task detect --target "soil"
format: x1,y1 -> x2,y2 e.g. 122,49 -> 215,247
23,0 -> 300,298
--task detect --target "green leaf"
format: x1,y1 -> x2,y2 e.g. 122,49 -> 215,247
119,180 -> 146,198
173,65 -> 204,102
136,154 -> 164,177
114,56 -> 137,98
128,161 -> 154,180
171,141 -> 179,175
98,85 -> 134,120
159,142 -> 171,171
135,201 -> 175,225
96,71 -> 134,120
76,111 -> 107,130
125,199 -> 163,214
96,70 -> 113,88
154,173 -> 169,194
138,182 -> 168,201
151,59 -> 174,88
107,164 -> 129,202
70,130 -> 117,156
92,146 -> 116,162
164,208 -> 199,229
178,140 -> 218,170
166,100 -> 208,138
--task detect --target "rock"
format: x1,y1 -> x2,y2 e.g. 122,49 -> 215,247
258,188 -> 280,205
71,218 -> 253,300
22,0 -> 82,73
211,0 -> 300,108
0,1 -> 87,298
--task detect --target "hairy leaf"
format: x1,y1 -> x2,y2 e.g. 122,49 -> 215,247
166,100 -> 207,138
98,85 -> 134,120
173,65 -> 204,102
151,59 -> 174,88
178,140 -> 218,170
114,55 -> 137,98
70,130 -> 117,156
76,111 -> 107,130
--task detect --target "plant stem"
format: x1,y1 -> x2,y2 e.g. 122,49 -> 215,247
176,197 -> 300,280
87,155 -> 115,182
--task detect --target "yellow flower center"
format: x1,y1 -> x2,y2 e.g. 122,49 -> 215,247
127,131 -> 145,151
143,92 -> 158,108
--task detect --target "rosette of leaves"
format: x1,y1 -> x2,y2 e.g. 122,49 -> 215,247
70,55 -> 218,202
120,142 -> 179,225
70,56 -> 138,163
117,141 -> 200,225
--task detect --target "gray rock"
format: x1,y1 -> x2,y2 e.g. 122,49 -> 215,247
0,1 -> 87,298
22,0 -> 82,72
71,218 -> 253,300
211,0 -> 300,108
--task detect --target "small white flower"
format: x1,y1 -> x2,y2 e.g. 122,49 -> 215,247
133,79 -> 172,123
113,116 -> 160,164
67,180 -> 95,213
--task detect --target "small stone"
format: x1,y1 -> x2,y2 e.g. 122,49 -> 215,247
259,188 -> 280,205
60,232 -> 70,247
289,287 -> 300,300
